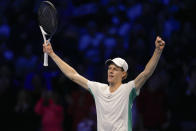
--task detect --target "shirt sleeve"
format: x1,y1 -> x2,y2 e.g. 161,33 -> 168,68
126,80 -> 140,105
127,80 -> 140,96
87,80 -> 99,96
87,80 -> 106,97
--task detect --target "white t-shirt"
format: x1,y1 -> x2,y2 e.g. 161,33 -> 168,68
87,80 -> 139,131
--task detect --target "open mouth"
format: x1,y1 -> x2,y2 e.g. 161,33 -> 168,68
108,75 -> 114,79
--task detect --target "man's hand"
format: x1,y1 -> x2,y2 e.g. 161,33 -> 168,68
155,36 -> 165,51
43,41 -> 54,56
134,36 -> 165,90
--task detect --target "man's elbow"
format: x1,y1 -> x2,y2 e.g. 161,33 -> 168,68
142,70 -> 152,78
70,73 -> 80,82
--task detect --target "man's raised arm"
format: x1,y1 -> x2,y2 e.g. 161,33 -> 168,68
134,36 -> 165,90
43,42 -> 89,90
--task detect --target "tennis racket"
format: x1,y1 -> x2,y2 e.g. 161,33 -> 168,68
38,1 -> 58,66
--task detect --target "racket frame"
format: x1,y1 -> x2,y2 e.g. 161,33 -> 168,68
38,1 -> 57,66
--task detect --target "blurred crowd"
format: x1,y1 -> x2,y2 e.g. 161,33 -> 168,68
0,0 -> 196,131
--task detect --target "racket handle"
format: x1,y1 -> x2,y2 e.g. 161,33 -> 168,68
44,52 -> 48,66
43,39 -> 50,66
40,26 -> 49,67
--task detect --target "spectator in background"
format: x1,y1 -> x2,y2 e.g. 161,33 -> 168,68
137,71 -> 169,130
0,65 -> 16,130
77,106 -> 96,131
180,65 -> 196,130
79,21 -> 103,63
15,44 -> 38,78
35,90 -> 64,131
0,17 -> 10,42
14,89 -> 38,131
67,88 -> 94,131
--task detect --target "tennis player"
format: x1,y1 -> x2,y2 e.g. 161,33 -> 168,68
43,36 -> 165,131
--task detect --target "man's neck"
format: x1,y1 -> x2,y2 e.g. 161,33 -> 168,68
109,82 -> 122,93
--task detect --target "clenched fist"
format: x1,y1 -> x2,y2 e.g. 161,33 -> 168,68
43,41 -> 54,56
155,36 -> 165,51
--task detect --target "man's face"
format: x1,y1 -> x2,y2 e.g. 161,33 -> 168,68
107,64 -> 124,84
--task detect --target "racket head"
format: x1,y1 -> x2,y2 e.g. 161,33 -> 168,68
38,1 -> 58,36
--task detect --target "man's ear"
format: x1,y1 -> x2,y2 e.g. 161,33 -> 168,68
122,72 -> 127,80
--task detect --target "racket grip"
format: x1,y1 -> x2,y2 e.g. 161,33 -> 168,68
44,52 -> 48,66
40,26 -> 49,67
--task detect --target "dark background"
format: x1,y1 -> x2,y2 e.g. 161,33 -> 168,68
0,0 -> 196,131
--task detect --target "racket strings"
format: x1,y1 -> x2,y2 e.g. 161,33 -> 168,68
38,2 -> 57,35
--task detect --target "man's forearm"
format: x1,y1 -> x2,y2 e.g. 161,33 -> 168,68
50,52 -> 78,80
134,36 -> 165,89
143,48 -> 162,78
43,43 -> 89,89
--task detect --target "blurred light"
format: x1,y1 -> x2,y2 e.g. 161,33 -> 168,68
4,50 -> 14,61
127,4 -> 142,21
112,16 -> 120,25
73,3 -> 97,16
118,4 -> 126,11
0,24 -> 10,38
108,27 -> 117,35
162,0 -> 170,5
